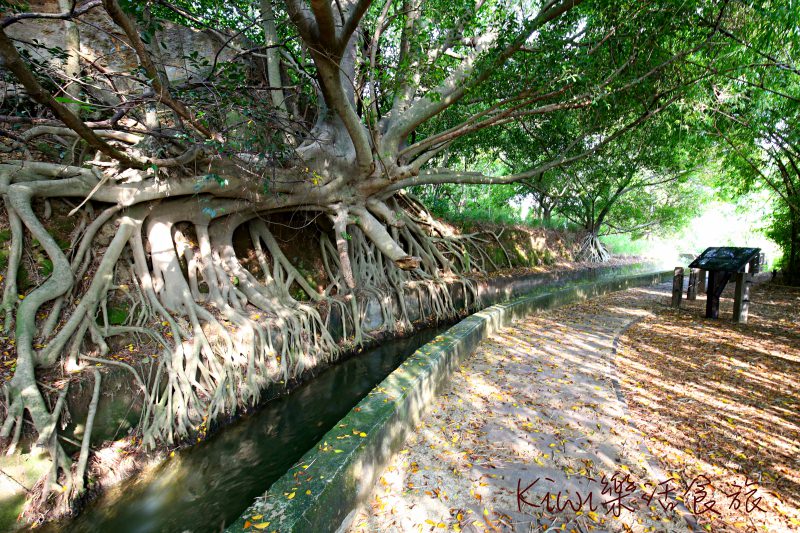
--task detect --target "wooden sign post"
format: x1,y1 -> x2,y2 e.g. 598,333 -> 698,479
672,267 -> 684,308
705,271 -> 732,319
733,272 -> 751,323
687,268 -> 699,300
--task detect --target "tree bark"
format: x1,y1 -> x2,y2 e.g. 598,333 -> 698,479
260,0 -> 288,114
57,0 -> 82,115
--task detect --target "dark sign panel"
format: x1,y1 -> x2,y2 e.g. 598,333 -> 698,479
688,247 -> 761,273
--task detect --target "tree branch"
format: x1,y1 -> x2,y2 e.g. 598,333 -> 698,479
389,91 -> 679,191
0,28 -> 141,167
101,0 -> 217,140
381,0 -> 584,152
339,0 -> 373,51
1,0 -> 102,29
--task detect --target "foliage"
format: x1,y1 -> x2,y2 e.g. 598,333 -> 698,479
679,0 -> 800,280
767,203 -> 797,271
0,0 -> 799,521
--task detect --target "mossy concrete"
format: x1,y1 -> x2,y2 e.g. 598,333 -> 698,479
225,269 -> 672,533
0,452 -> 50,532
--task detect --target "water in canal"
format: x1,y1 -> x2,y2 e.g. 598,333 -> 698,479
47,326 -> 447,533
42,264 -> 663,533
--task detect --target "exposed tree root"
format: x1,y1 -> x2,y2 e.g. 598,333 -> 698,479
73,368 -> 100,498
575,232 -> 611,263
0,160 -> 490,519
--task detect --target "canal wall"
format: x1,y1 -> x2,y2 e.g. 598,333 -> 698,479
226,268 -> 673,532
58,261 -> 661,449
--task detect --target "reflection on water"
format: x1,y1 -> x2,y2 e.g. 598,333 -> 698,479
49,327 -> 445,533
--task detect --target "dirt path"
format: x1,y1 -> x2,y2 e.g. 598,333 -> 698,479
615,280 -> 800,533
349,283 -> 696,533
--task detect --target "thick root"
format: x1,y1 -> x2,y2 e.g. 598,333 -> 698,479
0,161 -> 485,521
576,232 -> 611,263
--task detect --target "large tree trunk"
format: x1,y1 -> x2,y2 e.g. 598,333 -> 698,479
542,204 -> 553,224
0,155 -> 488,517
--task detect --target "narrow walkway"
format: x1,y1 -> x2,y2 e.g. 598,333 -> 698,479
349,283 -> 694,533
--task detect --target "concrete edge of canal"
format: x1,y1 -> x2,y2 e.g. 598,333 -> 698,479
225,269 -> 673,533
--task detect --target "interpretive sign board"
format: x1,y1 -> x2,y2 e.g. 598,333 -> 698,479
688,247 -> 760,319
688,247 -> 761,273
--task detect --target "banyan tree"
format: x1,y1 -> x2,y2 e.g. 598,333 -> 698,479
0,0 -> 719,513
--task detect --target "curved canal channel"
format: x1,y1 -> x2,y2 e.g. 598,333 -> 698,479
37,327 -> 447,533
39,265 -> 664,533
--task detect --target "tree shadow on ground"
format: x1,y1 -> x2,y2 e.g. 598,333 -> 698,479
615,281 -> 800,533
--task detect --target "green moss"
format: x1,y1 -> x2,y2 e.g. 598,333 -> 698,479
35,142 -> 59,157
512,243 -> 529,266
40,258 -> 53,277
296,262 -> 325,288
0,453 -> 50,531
488,246 -> 506,267
290,283 -> 309,302
17,266 -> 31,292
107,305 -> 130,326
0,489 -> 26,531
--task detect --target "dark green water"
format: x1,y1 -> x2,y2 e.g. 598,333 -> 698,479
50,327 -> 446,533
42,263 -> 665,533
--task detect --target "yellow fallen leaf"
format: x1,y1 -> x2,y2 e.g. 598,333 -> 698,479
253,522 -> 270,530
287,492 -> 295,499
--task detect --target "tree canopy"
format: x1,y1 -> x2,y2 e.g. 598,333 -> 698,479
0,0 -> 798,518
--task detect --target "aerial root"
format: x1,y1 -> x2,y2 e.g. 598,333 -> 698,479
1,196 -> 23,333
576,233 -> 610,263
73,368 -> 100,497
0,173 -> 488,520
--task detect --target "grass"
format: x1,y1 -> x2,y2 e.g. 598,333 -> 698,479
599,233 -> 652,256
429,204 -> 577,233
